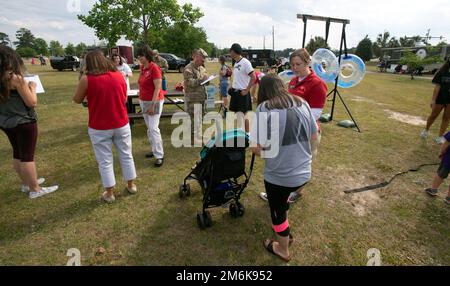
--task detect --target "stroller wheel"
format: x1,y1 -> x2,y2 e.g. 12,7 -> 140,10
229,203 -> 238,218
185,184 -> 191,197
236,202 -> 245,217
179,184 -> 191,198
179,185 -> 186,198
197,213 -> 206,230
204,211 -> 213,228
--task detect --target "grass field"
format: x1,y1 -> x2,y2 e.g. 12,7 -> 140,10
0,62 -> 448,266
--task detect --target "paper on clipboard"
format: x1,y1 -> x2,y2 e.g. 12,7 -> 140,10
24,75 -> 45,94
200,75 -> 218,86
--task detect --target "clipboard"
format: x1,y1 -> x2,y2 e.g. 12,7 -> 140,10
24,75 -> 45,94
200,75 -> 218,86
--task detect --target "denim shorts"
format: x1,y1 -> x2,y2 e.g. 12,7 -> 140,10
220,81 -> 229,98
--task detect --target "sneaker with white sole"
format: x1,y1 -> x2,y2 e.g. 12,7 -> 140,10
29,185 -> 58,199
102,192 -> 115,204
259,192 -> 268,202
435,136 -> 446,145
420,130 -> 429,139
125,185 -> 137,194
287,191 -> 303,204
445,197 -> 450,205
425,188 -> 439,197
21,178 -> 45,193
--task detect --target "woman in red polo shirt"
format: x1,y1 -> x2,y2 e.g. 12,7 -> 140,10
137,45 -> 165,167
288,48 -> 328,122
73,50 -> 137,203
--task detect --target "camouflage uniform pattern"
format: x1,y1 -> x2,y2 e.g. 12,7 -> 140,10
183,62 -> 208,138
156,57 -> 169,77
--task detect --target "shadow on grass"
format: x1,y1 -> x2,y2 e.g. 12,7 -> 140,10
37,123 -> 88,150
124,156 -> 283,266
0,196 -> 101,244
416,195 -> 450,264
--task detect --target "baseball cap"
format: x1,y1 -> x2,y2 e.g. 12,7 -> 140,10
197,48 -> 208,58
230,43 -> 243,55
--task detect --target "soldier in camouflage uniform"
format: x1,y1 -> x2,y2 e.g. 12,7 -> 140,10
153,50 -> 169,91
183,48 -> 209,143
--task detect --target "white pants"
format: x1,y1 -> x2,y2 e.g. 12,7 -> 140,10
140,100 -> 164,159
88,124 -> 137,189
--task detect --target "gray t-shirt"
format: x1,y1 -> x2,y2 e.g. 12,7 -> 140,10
250,100 -> 318,187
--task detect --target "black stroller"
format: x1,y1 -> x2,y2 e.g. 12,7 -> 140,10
179,129 -> 256,229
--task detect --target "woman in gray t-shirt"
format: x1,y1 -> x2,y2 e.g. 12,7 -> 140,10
250,74 -> 318,262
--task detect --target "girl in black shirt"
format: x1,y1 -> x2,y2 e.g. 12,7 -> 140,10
421,59 -> 450,144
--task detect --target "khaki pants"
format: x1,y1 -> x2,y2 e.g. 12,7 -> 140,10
185,96 -> 206,141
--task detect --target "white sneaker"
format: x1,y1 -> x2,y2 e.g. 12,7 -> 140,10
102,192 -> 115,204
21,178 -> 45,193
125,185 -> 137,194
420,130 -> 429,139
29,185 -> 59,199
259,192 -> 268,202
435,136 -> 446,144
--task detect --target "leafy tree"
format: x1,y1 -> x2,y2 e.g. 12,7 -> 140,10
372,42 -> 381,58
355,35 -> 373,62
399,35 -> 422,47
34,38 -> 48,55
160,24 -> 209,59
0,32 -> 11,46
305,37 -> 330,54
49,40 -> 64,56
14,28 -> 35,49
16,47 -> 37,58
387,37 -> 400,48
65,43 -> 76,55
275,48 -> 295,58
78,0 -> 201,47
400,51 -> 441,79
376,31 -> 391,48
75,42 -> 87,57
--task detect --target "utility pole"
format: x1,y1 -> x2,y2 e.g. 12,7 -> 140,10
272,26 -> 275,51
263,35 -> 266,49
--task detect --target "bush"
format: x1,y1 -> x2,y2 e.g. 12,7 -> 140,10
16,47 -> 37,58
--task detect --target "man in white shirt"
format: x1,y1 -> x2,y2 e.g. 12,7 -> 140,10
229,43 -> 256,133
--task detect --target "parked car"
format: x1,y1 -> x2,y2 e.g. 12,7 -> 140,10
50,55 -> 80,71
159,53 -> 187,73
242,49 -> 276,68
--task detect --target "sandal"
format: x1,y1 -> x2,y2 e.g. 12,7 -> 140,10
263,239 -> 291,262
289,234 -> 294,246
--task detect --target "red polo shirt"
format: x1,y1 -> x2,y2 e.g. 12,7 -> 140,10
288,70 -> 327,109
138,62 -> 164,101
87,71 -> 129,130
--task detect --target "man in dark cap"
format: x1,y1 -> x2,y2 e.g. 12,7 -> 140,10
228,43 -> 256,133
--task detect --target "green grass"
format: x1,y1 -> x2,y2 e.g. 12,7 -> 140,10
0,63 -> 448,266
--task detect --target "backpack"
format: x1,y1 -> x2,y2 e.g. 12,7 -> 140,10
224,65 -> 232,78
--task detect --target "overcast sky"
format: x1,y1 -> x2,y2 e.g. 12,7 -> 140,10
1,0 -> 449,51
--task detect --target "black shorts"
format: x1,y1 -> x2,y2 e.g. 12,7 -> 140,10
435,92 -> 450,105
437,163 -> 450,179
228,88 -> 253,113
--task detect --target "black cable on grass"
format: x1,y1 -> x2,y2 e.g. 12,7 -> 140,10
344,163 -> 440,194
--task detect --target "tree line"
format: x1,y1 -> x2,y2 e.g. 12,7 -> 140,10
0,28 -> 87,58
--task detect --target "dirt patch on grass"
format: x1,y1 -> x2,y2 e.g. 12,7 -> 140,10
384,110 -> 426,126
331,172 -> 382,217
350,96 -> 388,107
350,192 -> 381,217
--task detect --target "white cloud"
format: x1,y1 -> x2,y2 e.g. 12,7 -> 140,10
0,0 -> 448,50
